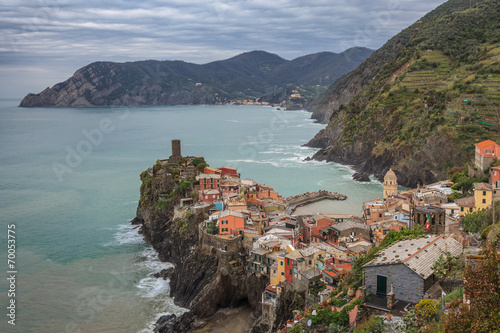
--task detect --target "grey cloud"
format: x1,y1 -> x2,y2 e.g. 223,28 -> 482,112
0,0 -> 447,97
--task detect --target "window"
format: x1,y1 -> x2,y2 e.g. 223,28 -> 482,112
289,269 -> 292,275
461,207 -> 464,212
483,191 -> 487,196
281,272 -> 284,276
482,199 -> 486,204
309,260 -> 312,265
221,220 -> 228,225
280,261 -> 283,266
379,213 -> 382,218
287,258 -> 289,265
221,228 -> 228,232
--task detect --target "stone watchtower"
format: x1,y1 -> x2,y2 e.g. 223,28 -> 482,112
383,168 -> 398,199
169,139 -> 182,163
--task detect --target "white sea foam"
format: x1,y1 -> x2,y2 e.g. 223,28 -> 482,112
102,222 -> 144,247
134,247 -> 175,300
136,276 -> 171,298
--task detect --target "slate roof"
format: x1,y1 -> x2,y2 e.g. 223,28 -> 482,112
197,173 -> 221,179
219,210 -> 245,219
474,182 -> 492,191
302,267 -> 322,280
364,235 -> 463,279
455,196 -> 475,207
331,221 -> 370,231
264,241 -> 280,248
414,205 -> 445,214
252,247 -> 271,255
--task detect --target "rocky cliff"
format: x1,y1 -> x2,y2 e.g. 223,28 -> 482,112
307,0 -> 500,187
133,161 -> 268,332
19,48 -> 372,107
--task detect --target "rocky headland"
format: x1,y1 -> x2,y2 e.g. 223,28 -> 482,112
132,161 -> 269,332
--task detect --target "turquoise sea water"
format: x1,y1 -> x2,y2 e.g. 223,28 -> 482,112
0,99 -> 381,332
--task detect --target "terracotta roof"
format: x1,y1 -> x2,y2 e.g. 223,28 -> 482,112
476,140 -> 497,148
323,269 -> 337,278
265,285 -> 278,293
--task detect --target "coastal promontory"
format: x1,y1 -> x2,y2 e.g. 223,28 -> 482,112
19,48 -> 373,108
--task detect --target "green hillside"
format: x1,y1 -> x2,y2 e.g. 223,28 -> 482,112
308,0 -> 500,186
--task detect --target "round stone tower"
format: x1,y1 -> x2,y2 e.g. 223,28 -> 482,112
383,168 -> 398,199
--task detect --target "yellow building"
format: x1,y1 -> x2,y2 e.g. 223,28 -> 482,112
270,254 -> 286,287
383,168 -> 398,199
474,182 -> 492,211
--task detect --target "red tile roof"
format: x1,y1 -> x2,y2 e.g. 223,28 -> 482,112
476,140 -> 497,148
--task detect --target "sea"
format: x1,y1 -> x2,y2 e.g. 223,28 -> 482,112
0,99 -> 382,332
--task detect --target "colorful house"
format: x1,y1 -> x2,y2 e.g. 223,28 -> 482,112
203,167 -> 221,175
198,189 -> 221,203
455,196 -> 475,216
285,250 -> 303,283
491,166 -> 500,199
475,140 -> 500,172
218,210 -> 245,236
197,173 -> 221,190
302,216 -> 334,243
474,182 -> 492,210
219,166 -> 240,178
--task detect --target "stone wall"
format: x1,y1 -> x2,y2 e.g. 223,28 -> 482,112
285,190 -> 347,214
365,263 -> 424,304
199,223 -> 244,254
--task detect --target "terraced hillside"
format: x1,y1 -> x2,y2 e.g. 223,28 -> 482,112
307,0 -> 500,187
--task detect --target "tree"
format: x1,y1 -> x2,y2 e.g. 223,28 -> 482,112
443,243 -> 500,332
462,210 -> 488,233
432,252 -> 459,279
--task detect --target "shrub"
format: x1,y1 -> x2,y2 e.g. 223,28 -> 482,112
415,299 -> 438,322
353,315 -> 384,333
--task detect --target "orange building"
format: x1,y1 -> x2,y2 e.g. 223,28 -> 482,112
302,216 -> 334,243
219,167 -> 240,178
475,140 -> 500,172
204,167 -> 221,175
218,210 -> 245,236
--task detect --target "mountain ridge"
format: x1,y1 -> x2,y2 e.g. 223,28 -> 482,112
19,47 -> 373,107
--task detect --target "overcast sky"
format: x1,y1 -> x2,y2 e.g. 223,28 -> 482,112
0,0 -> 447,98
